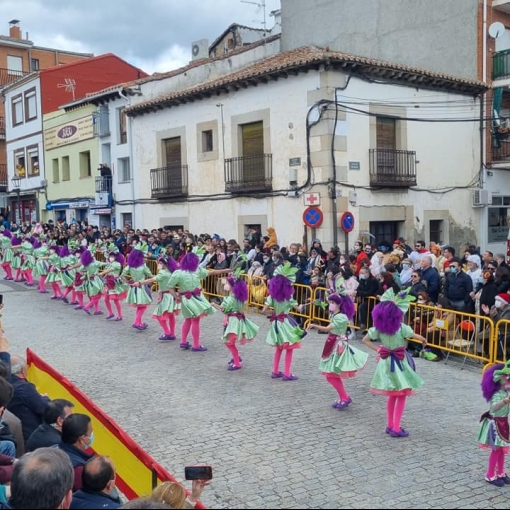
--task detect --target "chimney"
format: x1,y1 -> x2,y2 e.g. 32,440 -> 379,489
8,19 -> 21,40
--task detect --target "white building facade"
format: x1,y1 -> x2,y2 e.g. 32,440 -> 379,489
3,74 -> 45,224
126,47 -> 486,250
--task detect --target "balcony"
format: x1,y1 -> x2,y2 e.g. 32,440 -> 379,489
150,165 -> 188,199
0,164 -> 6,189
0,68 -> 29,88
492,133 -> 510,163
0,116 -> 5,140
369,149 -> 417,188
493,1 -> 510,14
493,50 -> 510,80
224,154 -> 272,193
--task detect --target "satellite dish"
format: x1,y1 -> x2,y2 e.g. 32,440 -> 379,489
489,22 -> 506,39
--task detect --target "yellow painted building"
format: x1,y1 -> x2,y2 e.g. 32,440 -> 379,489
41,104 -> 98,223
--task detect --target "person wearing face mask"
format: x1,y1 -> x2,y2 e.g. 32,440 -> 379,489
59,414 -> 96,492
443,257 -> 473,312
478,360 -> 510,487
481,293 -> 510,359
135,256 -> 181,342
99,248 -> 128,322
400,259 -> 413,286
470,270 -> 497,320
264,251 -> 284,280
307,285 -> 368,409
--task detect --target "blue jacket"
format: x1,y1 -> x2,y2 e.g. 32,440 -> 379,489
70,490 -> 121,509
58,442 -> 94,491
420,266 -> 440,304
7,376 -> 50,443
26,423 -> 62,452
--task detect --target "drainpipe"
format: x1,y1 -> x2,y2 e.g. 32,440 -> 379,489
119,89 -> 136,228
481,0 -> 488,250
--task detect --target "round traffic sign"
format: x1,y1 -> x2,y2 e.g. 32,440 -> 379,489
340,211 -> 355,233
303,206 -> 324,228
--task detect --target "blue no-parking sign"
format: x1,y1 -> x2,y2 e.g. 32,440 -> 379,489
340,211 -> 355,233
303,206 -> 324,228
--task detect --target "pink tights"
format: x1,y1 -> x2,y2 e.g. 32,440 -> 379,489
226,334 -> 241,367
63,286 -> 77,303
22,269 -> 33,284
156,312 -> 176,335
38,274 -> 47,292
326,374 -> 350,401
134,305 -> 149,326
1,263 -> 12,279
487,448 -> 507,479
181,317 -> 202,348
51,282 -> 62,298
387,395 -> 407,432
84,294 -> 102,313
273,348 -> 294,377
105,295 -> 123,318
76,292 -> 85,307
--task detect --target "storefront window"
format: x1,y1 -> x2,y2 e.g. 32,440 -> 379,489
488,205 -> 510,243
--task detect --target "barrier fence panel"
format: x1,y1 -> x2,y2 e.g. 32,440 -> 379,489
492,319 -> 510,364
146,259 -> 159,291
290,283 -> 313,325
247,275 -> 268,310
405,302 -> 494,368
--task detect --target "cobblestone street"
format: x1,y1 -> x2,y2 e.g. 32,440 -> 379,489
2,280 -> 508,509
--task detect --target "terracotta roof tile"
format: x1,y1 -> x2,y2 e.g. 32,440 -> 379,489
127,46 -> 488,116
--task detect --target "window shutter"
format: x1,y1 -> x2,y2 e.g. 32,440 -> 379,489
164,137 -> 182,166
242,122 -> 264,156
376,117 -> 396,149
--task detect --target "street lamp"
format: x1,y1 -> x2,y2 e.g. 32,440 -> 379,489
11,176 -> 21,226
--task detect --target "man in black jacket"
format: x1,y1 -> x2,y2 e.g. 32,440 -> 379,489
356,266 -> 379,331
444,257 -> 473,311
26,399 -> 74,452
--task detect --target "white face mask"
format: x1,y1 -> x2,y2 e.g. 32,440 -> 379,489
340,258 -> 346,264
495,300 -> 504,309
109,257 -> 115,262
158,264 -> 164,270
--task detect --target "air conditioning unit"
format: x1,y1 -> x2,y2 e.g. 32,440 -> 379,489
473,189 -> 492,207
40,179 -> 48,188
191,39 -> 209,61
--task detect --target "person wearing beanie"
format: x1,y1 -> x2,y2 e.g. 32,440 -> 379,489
478,360 -> 510,486
134,255 -> 180,341
122,244 -> 153,331
167,248 -> 216,351
307,280 -> 368,409
32,236 -> 50,294
362,288 -> 427,438
98,247 -> 128,322
0,230 -> 14,280
261,262 -> 306,381
212,271 -> 259,371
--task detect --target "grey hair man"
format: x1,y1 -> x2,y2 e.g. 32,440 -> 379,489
9,447 -> 74,509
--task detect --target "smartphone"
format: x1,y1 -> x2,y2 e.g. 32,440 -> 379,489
0,295 -> 3,305
184,466 -> 213,481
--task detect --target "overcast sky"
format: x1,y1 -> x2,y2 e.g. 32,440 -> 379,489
2,0 -> 281,73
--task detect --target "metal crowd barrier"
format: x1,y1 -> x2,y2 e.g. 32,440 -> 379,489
91,251 -> 508,368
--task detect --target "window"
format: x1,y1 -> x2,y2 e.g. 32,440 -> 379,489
94,106 -> 110,137
122,213 -> 132,228
7,55 -> 22,75
376,117 -> 397,149
488,206 -> 510,244
369,221 -> 400,248
24,88 -> 37,121
163,137 -> 182,166
79,151 -> 92,178
62,156 -> 70,181
202,130 -> 213,152
31,58 -> 39,71
52,159 -> 59,183
118,157 -> 131,182
429,220 -> 443,245
11,94 -> 23,126
26,146 -> 39,177
118,108 -> 127,144
240,121 -> 265,184
14,150 -> 25,178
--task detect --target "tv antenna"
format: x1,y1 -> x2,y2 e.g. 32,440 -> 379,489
241,0 -> 267,37
57,78 -> 77,101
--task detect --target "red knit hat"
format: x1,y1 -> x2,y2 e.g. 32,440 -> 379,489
495,293 -> 510,304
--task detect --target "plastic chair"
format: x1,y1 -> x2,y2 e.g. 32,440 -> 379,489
444,319 -> 476,369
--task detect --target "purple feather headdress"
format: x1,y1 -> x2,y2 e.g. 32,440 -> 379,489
81,249 -> 94,267
32,238 -> 41,249
2,230 -> 12,239
127,248 -> 145,268
227,277 -> 248,303
328,294 -> 355,320
49,244 -> 59,252
268,274 -> 293,302
11,235 -> 21,246
60,245 -> 70,257
372,301 -> 403,335
116,253 -> 125,266
158,256 -> 177,273
180,253 -> 199,272
481,364 -> 505,402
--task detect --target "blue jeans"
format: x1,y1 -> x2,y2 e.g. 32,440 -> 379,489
0,440 -> 15,458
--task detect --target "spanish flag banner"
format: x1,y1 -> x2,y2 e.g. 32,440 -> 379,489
26,349 -> 205,507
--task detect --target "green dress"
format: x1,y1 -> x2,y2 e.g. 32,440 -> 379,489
21,241 -> 35,270
76,262 -> 104,297
264,297 -> 305,349
104,261 -> 129,296
167,267 -> 214,319
123,265 -> 153,305
221,295 -> 259,344
61,255 -> 78,287
0,236 -> 13,264
478,390 -> 510,449
318,313 -> 368,378
11,245 -> 22,269
33,246 -> 50,277
367,323 -> 424,396
45,253 -> 62,284
153,269 -> 180,316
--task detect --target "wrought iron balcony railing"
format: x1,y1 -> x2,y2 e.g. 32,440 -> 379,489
224,154 -> 272,193
369,149 -> 417,188
0,68 -> 30,88
150,165 -> 189,199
